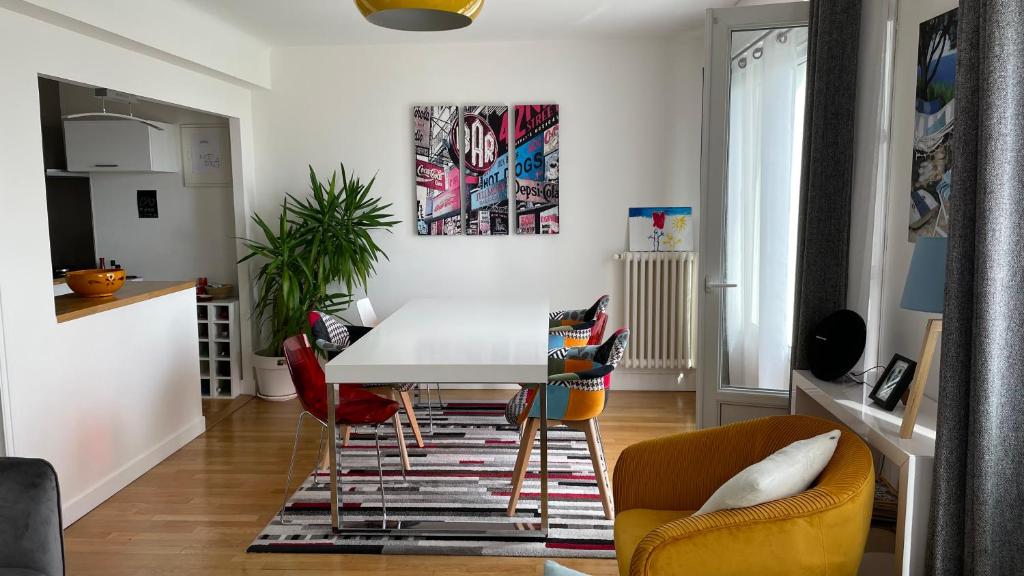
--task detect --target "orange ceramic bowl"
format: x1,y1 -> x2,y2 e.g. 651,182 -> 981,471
66,268 -> 126,298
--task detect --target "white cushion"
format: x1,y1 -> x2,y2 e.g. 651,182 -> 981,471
694,429 -> 841,516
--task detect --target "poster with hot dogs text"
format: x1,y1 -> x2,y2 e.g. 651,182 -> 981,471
514,105 -> 559,235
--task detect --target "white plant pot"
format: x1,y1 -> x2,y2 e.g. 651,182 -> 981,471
253,353 -> 297,401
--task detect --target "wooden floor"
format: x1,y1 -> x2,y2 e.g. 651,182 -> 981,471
64,390 -> 695,576
201,394 -> 256,430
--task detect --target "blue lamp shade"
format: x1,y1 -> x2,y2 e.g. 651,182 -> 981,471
901,237 -> 948,314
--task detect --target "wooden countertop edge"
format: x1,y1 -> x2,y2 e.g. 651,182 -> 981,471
56,281 -> 196,323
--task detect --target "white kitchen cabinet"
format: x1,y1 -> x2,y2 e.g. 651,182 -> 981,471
63,120 -> 180,173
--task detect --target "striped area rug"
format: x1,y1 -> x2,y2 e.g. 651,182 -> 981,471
248,402 -> 615,557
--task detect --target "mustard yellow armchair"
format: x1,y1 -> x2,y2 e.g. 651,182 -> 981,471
613,415 -> 874,576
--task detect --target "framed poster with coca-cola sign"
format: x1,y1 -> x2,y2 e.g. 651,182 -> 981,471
462,105 -> 509,236
413,105 -> 462,236
514,104 -> 559,234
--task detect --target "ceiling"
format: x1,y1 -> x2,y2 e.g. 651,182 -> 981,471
181,0 -> 737,47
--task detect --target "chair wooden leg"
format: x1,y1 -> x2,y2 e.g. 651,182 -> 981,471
398,390 -> 425,448
584,418 -> 614,519
507,417 -> 540,517
322,425 -> 348,472
392,411 -> 411,471
320,430 -> 331,472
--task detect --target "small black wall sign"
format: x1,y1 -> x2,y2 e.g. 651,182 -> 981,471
137,189 -> 158,218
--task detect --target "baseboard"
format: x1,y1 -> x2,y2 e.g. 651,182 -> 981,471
612,371 -> 697,391
61,416 -> 206,527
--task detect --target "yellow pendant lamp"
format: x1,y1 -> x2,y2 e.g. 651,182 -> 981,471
354,0 -> 484,31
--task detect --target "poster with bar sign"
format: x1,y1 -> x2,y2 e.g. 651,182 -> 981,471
514,104 -> 559,234
413,105 -> 462,235
462,105 -> 509,236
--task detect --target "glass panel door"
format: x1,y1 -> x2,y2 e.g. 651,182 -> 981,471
722,26 -> 807,392
699,4 -> 810,427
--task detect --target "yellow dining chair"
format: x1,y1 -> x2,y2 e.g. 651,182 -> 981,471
613,415 -> 874,576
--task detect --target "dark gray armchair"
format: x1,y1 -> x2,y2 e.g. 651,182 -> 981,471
0,458 -> 65,576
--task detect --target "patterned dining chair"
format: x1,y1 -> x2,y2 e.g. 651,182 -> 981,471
549,295 -> 610,345
308,310 -> 425,450
505,329 -> 630,520
279,334 -> 405,526
547,320 -> 596,349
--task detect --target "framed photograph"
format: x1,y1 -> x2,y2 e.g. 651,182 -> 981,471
181,125 -> 232,187
869,354 -> 918,411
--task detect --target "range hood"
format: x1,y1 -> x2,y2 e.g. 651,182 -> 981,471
62,88 -> 165,131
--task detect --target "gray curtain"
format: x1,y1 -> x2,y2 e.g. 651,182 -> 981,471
790,0 -> 862,370
928,1 -> 1024,574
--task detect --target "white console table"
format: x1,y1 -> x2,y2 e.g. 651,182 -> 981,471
791,370 -> 935,576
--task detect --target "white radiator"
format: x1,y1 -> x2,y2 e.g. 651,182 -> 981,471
619,252 -> 698,371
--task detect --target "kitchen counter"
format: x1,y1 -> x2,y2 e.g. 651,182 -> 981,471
55,280 -> 194,323
42,279 -> 205,524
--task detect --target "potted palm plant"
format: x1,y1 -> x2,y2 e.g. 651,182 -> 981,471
241,164 -> 398,400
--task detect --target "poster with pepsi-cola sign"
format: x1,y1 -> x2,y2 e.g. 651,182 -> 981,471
413,105 -> 462,236
463,105 -> 509,235
514,104 -> 559,234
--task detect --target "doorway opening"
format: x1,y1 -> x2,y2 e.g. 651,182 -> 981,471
38,76 -> 250,400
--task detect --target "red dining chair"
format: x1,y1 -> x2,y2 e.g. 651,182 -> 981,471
308,310 -> 426,447
280,334 -> 403,526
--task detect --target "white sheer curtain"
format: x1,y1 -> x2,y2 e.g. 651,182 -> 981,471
724,28 -> 807,391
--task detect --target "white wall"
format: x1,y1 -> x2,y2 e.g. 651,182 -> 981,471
877,0 -> 958,402
0,4 -> 257,523
251,31 -> 706,389
13,0 -> 271,87
88,173 -> 238,283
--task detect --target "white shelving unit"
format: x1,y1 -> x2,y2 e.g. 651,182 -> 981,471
197,298 -> 241,398
792,370 -> 935,576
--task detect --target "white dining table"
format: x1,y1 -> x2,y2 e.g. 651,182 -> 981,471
323,297 -> 550,538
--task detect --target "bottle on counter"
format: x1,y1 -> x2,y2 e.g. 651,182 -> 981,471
98,257 -> 106,269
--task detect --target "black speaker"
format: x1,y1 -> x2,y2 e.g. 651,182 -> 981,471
808,309 -> 866,381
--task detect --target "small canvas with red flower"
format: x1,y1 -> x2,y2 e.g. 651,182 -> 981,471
628,206 -> 694,251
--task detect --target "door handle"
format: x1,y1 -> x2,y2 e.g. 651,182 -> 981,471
705,277 -> 738,292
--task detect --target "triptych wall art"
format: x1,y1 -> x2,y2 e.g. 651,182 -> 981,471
413,104 -> 559,236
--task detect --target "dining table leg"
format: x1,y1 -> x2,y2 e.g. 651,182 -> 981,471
327,382 -> 340,531
539,382 -> 549,533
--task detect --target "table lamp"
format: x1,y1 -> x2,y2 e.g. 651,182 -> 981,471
898,236 -> 947,439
